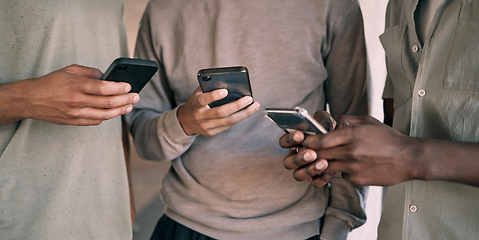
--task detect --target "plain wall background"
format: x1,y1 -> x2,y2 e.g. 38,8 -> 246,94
124,1 -> 389,239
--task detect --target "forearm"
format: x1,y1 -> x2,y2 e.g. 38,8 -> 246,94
409,138 -> 479,187
0,80 -> 31,126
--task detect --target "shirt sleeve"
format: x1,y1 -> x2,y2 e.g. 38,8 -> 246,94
382,3 -> 394,100
124,5 -> 196,161
382,74 -> 394,99
324,1 -> 369,119
320,2 -> 369,239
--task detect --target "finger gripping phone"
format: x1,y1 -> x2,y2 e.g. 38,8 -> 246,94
197,66 -> 253,108
101,57 -> 159,93
264,107 -> 328,135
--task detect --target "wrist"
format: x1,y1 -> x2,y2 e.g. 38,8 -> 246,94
405,137 -> 433,181
177,104 -> 195,136
0,79 -> 31,124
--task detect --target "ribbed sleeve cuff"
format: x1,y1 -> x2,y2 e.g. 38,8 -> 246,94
160,106 -> 197,147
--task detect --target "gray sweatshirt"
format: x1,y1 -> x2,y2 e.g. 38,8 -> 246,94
126,0 -> 369,239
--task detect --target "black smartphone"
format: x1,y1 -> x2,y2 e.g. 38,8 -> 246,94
264,107 -> 328,135
197,66 -> 253,108
101,57 -> 158,93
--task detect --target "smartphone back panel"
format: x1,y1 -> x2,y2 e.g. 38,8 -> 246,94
101,58 -> 158,93
197,66 -> 252,108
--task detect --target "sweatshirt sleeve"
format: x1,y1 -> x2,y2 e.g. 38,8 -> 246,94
320,2 -> 369,239
124,4 -> 196,161
324,0 -> 369,119
320,174 -> 368,240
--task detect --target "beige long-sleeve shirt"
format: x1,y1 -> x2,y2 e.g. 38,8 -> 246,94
0,1 -> 132,239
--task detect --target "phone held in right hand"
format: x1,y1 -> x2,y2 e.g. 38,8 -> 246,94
264,106 -> 328,135
197,66 -> 253,108
101,57 -> 158,93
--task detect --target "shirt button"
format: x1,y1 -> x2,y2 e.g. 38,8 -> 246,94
412,45 -> 419,52
418,89 -> 426,97
409,204 -> 418,213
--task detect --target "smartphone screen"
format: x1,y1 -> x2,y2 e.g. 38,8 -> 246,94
101,58 -> 158,93
265,107 -> 328,135
197,66 -> 253,108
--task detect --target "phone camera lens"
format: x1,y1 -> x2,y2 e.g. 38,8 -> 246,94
203,76 -> 211,81
117,64 -> 128,71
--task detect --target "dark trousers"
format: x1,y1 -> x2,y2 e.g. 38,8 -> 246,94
150,214 -> 321,240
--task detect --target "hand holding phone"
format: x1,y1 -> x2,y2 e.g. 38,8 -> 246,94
101,57 -> 158,93
178,86 -> 259,136
265,107 -> 328,135
197,66 -> 253,108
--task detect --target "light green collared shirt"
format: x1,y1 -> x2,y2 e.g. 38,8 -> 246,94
379,0 -> 479,239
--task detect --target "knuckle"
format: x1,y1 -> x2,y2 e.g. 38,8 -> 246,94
343,125 -> 357,139
345,145 -> 359,159
348,141 -> 365,160
200,125 -> 216,136
309,135 -> 326,149
191,112 -> 203,122
350,176 -> 365,186
65,109 -> 80,119
103,97 -> 115,108
91,120 -> 103,126
66,98 -> 83,108
223,117 -> 238,126
102,110 -> 117,120
338,115 -> 347,123
64,78 -> 80,90
66,64 -> 80,71
96,84 -> 109,95
204,129 -> 216,137
342,172 -> 351,181
92,68 -> 103,77
214,108 -> 229,118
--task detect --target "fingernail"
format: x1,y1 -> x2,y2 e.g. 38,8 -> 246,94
252,102 -> 260,110
126,106 -> 133,113
293,132 -> 302,142
133,95 -> 140,103
125,85 -> 131,93
219,89 -> 228,96
303,152 -> 314,162
315,161 -> 326,170
243,96 -> 253,104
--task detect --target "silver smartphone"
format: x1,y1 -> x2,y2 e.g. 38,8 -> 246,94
264,107 -> 328,135
197,66 -> 253,108
101,58 -> 158,93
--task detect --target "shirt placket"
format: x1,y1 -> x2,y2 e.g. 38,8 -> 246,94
404,1 -> 447,239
